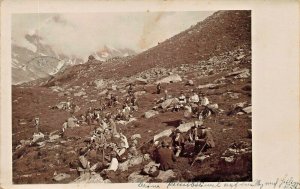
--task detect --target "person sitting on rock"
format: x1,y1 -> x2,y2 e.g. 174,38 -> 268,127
200,106 -> 212,119
103,151 -> 119,172
189,123 -> 215,154
34,117 -> 40,133
189,92 -> 200,104
62,120 -> 68,133
172,103 -> 180,112
155,141 -> 176,171
199,93 -> 209,106
156,83 -> 161,94
178,92 -> 187,107
109,118 -> 119,137
172,129 -> 185,157
113,133 -> 129,157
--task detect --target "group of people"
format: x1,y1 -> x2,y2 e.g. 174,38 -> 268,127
154,121 -> 215,171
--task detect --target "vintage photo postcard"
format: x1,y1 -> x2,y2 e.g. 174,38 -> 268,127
1,0 -> 299,189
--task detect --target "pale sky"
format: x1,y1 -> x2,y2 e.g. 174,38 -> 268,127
12,11 -> 215,59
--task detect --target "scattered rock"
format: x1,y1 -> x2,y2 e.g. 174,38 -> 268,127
128,171 -> 151,182
135,78 -> 148,85
226,68 -> 250,79
177,121 -> 203,133
131,134 -> 141,140
111,85 -> 117,91
49,134 -> 60,142
74,105 -> 80,113
155,74 -> 182,84
99,89 -> 108,96
128,155 -> 144,167
74,91 -> 86,97
156,170 -> 176,182
186,80 -> 194,86
197,83 -> 220,89
50,86 -> 64,92
32,132 -> 45,143
144,110 -> 159,119
73,172 -> 107,183
161,98 -> 179,109
55,102 -> 67,110
134,91 -> 146,96
242,106 -> 252,114
153,129 -> 173,142
228,92 -> 240,99
53,173 -> 71,182
93,79 -> 107,89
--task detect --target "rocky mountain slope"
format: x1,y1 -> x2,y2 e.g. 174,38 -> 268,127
12,10 -> 252,184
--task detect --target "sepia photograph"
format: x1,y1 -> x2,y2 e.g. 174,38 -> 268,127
1,0 -> 299,188
11,10 -> 252,184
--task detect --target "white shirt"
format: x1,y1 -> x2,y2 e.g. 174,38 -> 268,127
107,158 -> 118,171
189,94 -> 200,103
200,97 -> 209,106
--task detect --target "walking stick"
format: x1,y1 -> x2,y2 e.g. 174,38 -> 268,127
190,142 -> 207,167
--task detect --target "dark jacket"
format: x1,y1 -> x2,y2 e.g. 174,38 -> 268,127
156,147 -> 176,171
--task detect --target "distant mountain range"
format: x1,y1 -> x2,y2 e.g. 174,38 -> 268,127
12,34 -> 136,85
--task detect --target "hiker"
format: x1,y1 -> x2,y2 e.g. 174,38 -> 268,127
189,123 -> 215,154
131,95 -> 137,107
189,92 -> 200,103
156,83 -> 161,94
80,114 -> 87,124
155,141 -> 176,171
128,143 -> 139,157
114,133 -> 129,157
34,117 -> 40,133
122,105 -> 131,121
103,151 -> 119,172
164,90 -> 169,100
200,93 -> 209,106
128,83 -> 134,95
67,116 -> 79,128
62,120 -> 68,132
172,129 -> 185,157
109,118 -> 119,137
178,92 -> 187,107
200,106 -> 212,118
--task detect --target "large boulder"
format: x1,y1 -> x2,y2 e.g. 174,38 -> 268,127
155,74 -> 182,84
53,173 -> 71,182
177,121 -> 202,133
73,172 -> 110,183
226,69 -> 250,79
55,102 -> 67,110
74,91 -> 86,97
144,110 -> 159,119
197,83 -> 220,89
161,98 -> 179,109
135,78 -> 148,85
153,129 -> 173,142
242,106 -> 252,114
128,171 -> 151,183
156,170 -> 176,182
32,132 -> 45,143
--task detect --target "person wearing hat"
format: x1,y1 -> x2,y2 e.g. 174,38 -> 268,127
190,123 -> 215,154
172,129 -> 185,157
155,140 -> 176,171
